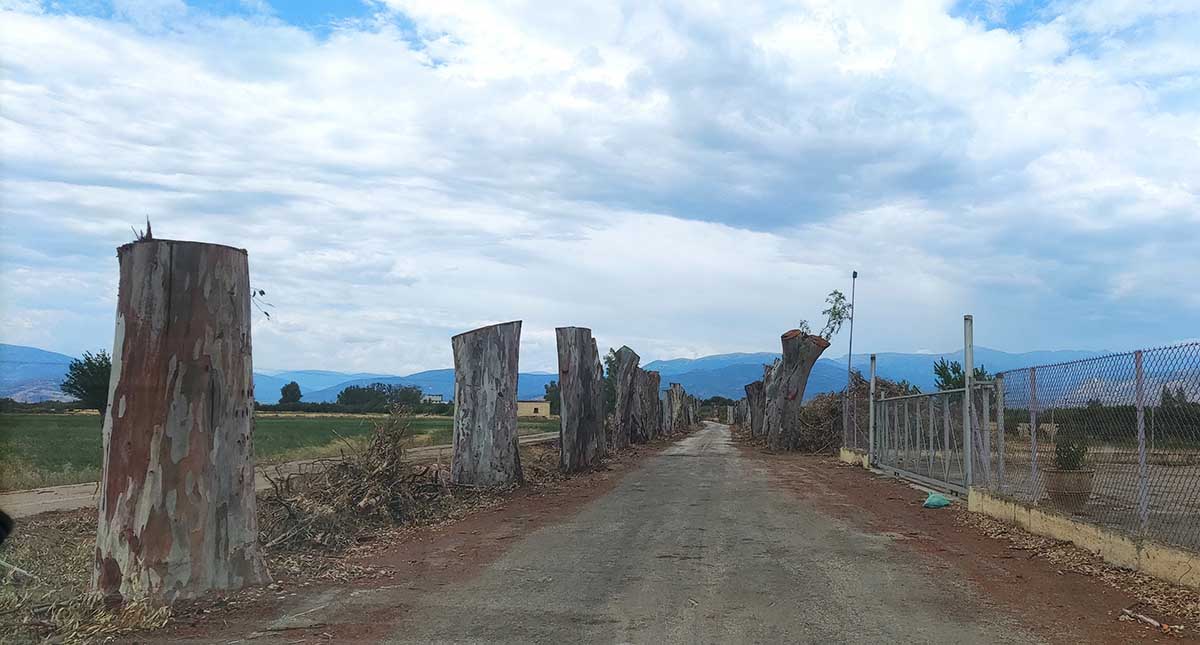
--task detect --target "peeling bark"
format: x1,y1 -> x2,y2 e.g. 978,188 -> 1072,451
767,330 -> 832,452
763,359 -> 783,444
745,380 -> 765,437
557,327 -> 606,472
611,346 -> 640,450
94,239 -> 268,603
451,321 -> 524,487
634,369 -> 661,442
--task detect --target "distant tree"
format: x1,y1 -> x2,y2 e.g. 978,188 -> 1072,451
335,383 -> 422,411
896,379 -> 922,395
932,358 -> 990,391
704,396 -> 735,407
544,380 -> 561,415
603,348 -> 618,414
61,350 -> 111,417
279,381 -> 302,404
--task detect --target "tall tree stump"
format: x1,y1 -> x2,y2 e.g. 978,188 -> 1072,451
745,380 -> 765,437
634,369 -> 661,442
611,346 -> 640,450
762,359 -> 783,443
94,239 -> 268,603
767,330 -> 832,452
557,327 -> 606,472
451,321 -> 524,486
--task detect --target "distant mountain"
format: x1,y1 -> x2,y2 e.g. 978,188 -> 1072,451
643,353 -> 782,377
0,343 -> 76,402
302,370 -> 558,403
656,359 -> 846,401
261,369 -> 394,392
0,342 -> 1120,406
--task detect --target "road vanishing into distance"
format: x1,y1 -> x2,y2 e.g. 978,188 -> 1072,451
231,422 -> 1041,644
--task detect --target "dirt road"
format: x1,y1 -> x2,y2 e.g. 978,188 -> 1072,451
186,422 -> 1065,643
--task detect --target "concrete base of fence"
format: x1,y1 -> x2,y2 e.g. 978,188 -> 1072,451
838,447 -> 870,469
968,489 -> 1200,591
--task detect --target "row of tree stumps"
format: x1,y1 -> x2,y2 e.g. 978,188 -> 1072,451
732,328 -> 832,451
450,324 -> 698,480
90,239 -> 702,605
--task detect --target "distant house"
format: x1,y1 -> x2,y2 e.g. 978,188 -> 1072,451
517,399 -> 550,418
421,394 -> 444,404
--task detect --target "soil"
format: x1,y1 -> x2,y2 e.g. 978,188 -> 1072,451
745,448 -> 1196,644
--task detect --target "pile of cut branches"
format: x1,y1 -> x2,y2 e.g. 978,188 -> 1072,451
258,408 -> 453,552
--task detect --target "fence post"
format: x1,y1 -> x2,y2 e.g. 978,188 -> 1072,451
868,354 -> 876,462
963,315 -> 974,487
1135,350 -> 1150,538
942,394 -> 951,483
996,373 -> 1006,491
928,396 -> 935,475
1030,366 -> 1039,502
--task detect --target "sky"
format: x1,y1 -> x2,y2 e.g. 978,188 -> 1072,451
1,0 -> 1197,375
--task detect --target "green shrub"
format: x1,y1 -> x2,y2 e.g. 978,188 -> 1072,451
1054,424 -> 1089,470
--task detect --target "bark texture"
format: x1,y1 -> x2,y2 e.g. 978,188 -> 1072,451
762,360 -> 783,443
634,369 -> 661,442
745,380 -> 766,437
557,327 -> 606,472
610,346 -> 640,451
665,383 -> 692,435
94,239 -> 268,603
451,321 -> 524,486
766,330 -> 833,452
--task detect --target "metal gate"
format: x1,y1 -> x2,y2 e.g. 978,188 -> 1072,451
872,381 -> 999,495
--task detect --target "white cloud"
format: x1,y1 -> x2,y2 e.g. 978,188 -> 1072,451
0,0 -> 1197,373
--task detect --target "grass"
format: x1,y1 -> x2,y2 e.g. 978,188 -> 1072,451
0,413 -> 560,491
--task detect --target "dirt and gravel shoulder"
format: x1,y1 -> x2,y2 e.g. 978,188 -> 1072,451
742,446 -> 1199,644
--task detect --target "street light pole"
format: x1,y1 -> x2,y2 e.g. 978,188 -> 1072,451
845,270 -> 858,446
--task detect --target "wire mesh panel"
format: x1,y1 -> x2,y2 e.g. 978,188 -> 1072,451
839,374 -> 871,451
874,389 -> 975,493
991,343 -> 1200,552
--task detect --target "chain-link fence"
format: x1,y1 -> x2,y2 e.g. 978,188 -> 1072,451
987,343 -> 1200,552
839,372 -> 871,451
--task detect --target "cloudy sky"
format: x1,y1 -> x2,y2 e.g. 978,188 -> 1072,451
1,0 -> 1197,374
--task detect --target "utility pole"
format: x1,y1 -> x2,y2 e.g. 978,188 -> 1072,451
844,270 -> 858,447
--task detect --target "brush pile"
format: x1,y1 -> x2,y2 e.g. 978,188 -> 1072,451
258,409 -> 453,551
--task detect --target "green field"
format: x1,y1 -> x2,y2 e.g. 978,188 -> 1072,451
0,413 -> 560,491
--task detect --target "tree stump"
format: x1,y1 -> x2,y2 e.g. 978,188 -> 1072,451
94,239 -> 269,603
557,327 -> 606,472
768,330 -> 832,452
451,321 -> 524,486
762,359 -> 783,444
611,346 -> 640,450
745,380 -> 765,437
634,369 -> 661,442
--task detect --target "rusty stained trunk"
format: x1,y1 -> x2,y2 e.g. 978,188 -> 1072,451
557,327 -> 606,472
745,380 -> 766,437
94,239 -> 268,603
634,369 -> 661,442
767,330 -> 833,452
451,321 -> 524,486
610,346 -> 640,450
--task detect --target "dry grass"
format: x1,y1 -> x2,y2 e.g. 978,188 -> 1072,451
956,509 -> 1199,634
0,458 -> 101,493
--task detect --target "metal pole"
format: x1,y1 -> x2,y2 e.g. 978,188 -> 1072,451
996,373 -> 1006,491
942,394 -> 951,483
963,315 -> 974,488
928,395 -> 935,475
868,354 -> 876,461
1136,351 -> 1149,535
845,270 -> 858,449
1030,367 -> 1039,501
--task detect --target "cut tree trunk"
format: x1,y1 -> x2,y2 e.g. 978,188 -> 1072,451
635,369 -> 662,442
94,239 -> 269,603
745,380 -> 765,437
557,327 -> 606,472
762,360 -> 783,444
611,346 -> 640,451
451,321 -> 524,486
767,330 -> 833,452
